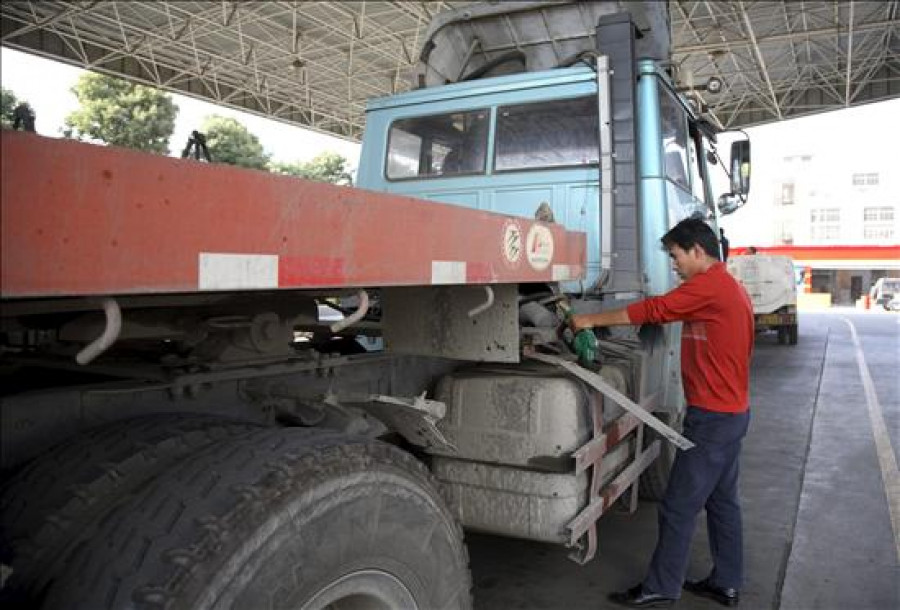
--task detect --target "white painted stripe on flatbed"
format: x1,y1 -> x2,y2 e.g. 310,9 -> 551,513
552,264 -> 572,281
843,317 -> 900,561
431,261 -> 466,285
199,253 -> 279,290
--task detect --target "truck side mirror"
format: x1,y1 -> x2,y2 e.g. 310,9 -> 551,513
717,194 -> 740,215
729,140 -> 751,196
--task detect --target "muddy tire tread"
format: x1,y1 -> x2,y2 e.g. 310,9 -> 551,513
1,414 -> 261,601
46,427 -> 471,610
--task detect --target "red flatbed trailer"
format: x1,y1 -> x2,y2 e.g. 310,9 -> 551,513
0,133 -> 593,608
1,132 -> 586,299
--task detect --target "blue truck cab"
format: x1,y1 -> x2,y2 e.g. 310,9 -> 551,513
355,6 -> 750,403
354,2 -> 751,559
357,61 -> 726,295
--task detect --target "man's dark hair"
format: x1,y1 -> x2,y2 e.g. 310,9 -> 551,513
661,217 -> 721,260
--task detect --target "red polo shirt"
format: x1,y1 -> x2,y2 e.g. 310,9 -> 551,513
626,262 -> 754,413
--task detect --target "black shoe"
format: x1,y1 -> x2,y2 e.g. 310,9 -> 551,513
683,578 -> 740,607
608,584 -> 676,608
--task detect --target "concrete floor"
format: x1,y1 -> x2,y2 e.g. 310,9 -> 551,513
467,310 -> 900,610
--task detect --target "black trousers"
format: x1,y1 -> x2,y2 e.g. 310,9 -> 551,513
643,406 -> 750,597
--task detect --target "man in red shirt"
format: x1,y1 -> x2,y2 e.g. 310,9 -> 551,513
571,217 -> 753,608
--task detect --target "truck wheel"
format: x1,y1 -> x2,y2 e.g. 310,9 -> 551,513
1,414 -> 260,604
777,327 -> 788,345
43,428 -> 472,610
638,412 -> 683,501
788,324 -> 799,345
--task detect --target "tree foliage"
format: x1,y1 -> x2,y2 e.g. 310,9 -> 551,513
63,73 -> 177,153
1,87 -> 30,130
270,151 -> 353,185
201,115 -> 270,170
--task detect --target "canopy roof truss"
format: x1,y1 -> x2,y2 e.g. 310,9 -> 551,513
674,0 -> 900,129
1,1 -> 898,140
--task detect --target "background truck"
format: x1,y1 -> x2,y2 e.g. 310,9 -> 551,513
869,277 -> 900,311
0,2 -> 750,608
727,254 -> 799,344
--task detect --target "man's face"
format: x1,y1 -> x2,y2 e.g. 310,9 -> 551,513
668,244 -> 705,280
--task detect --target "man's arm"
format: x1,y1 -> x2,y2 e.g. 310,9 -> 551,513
570,308 -> 631,331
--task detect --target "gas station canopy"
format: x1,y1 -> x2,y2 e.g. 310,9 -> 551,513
1,1 -> 897,140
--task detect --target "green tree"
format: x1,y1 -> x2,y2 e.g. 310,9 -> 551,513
201,115 -> 270,170
270,151 -> 353,185
1,86 -> 31,130
63,73 -> 177,153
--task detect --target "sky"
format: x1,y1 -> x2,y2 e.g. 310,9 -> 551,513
0,47 -> 362,169
3,46 -> 899,247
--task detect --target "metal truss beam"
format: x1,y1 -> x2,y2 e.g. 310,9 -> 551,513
0,1 -> 897,138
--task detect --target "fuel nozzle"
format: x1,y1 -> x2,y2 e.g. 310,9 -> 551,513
559,302 -> 598,368
572,328 -> 598,368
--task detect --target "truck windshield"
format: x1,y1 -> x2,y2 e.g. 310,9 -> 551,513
882,279 -> 900,293
386,109 -> 489,179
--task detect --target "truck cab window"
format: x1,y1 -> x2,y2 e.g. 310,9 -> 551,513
386,110 -> 488,180
659,88 -> 690,190
688,124 -> 716,214
495,96 -> 598,171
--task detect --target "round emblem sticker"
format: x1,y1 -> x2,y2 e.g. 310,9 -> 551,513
526,224 -> 554,271
502,220 -> 523,267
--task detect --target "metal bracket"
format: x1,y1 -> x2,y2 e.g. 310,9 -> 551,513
326,391 -> 456,454
526,351 -> 694,450
567,439 -> 661,563
520,349 -> 691,562
546,354 -> 671,564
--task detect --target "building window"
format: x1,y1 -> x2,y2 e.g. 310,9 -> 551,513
780,221 -> 794,245
811,269 -> 832,294
852,172 -> 879,186
863,206 -> 895,240
781,183 -> 794,205
810,208 -> 840,240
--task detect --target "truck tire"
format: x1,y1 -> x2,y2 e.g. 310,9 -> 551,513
788,324 -> 799,345
638,412 -> 682,501
42,427 -> 472,610
777,326 -> 788,345
0,414 -> 261,603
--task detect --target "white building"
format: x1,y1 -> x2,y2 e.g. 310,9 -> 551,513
772,155 -> 898,247
760,154 -> 900,305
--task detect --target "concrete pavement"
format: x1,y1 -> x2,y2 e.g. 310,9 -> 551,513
467,310 -> 900,610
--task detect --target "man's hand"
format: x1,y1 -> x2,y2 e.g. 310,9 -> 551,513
569,314 -> 593,332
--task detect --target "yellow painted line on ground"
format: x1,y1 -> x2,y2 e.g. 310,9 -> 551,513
843,317 -> 900,561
